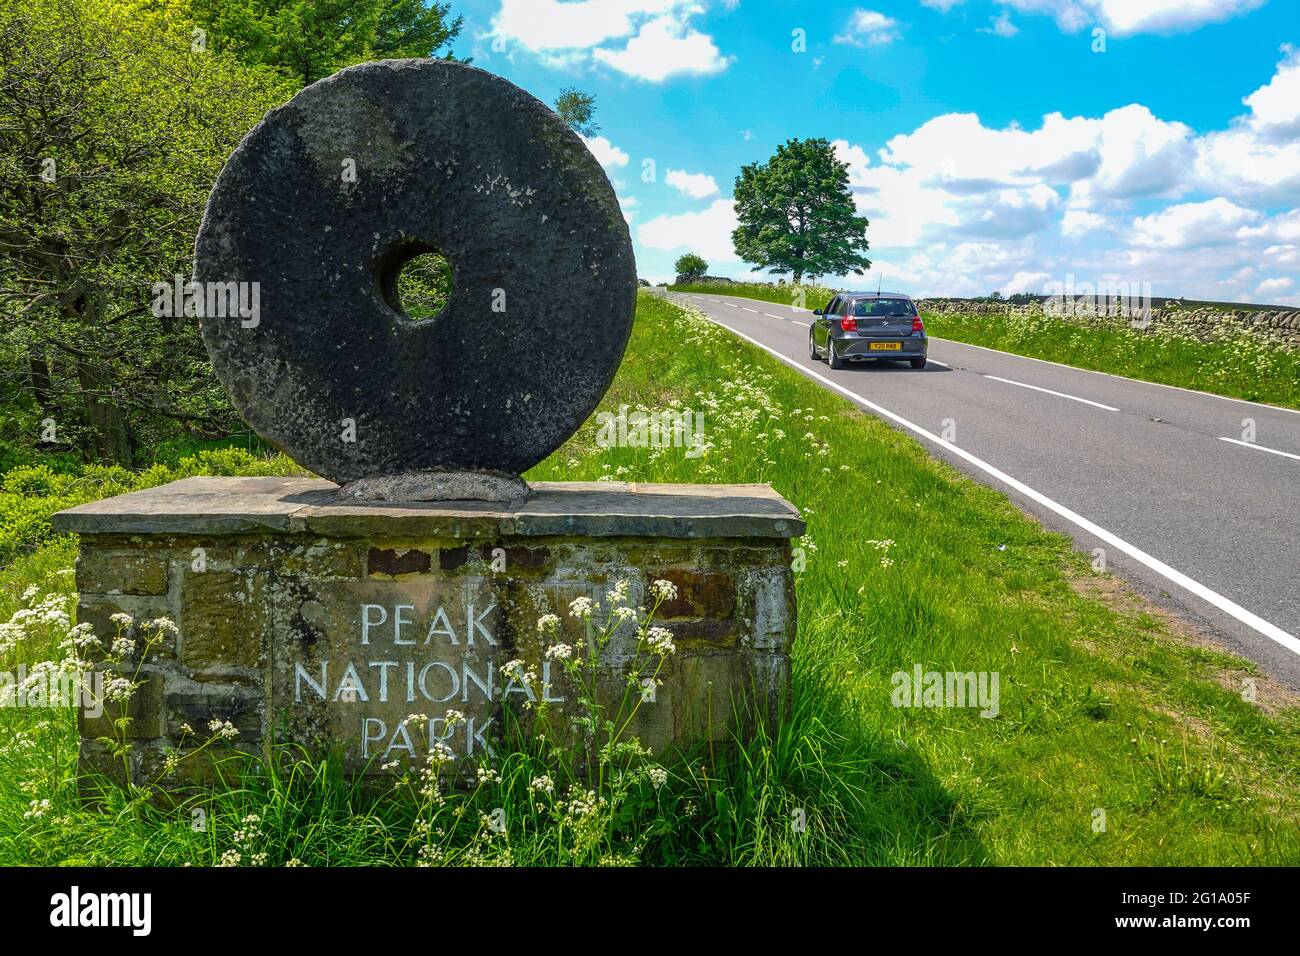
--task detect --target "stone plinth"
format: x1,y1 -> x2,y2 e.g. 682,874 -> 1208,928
53,478 -> 802,789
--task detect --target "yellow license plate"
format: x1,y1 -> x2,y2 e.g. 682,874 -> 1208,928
869,342 -> 902,351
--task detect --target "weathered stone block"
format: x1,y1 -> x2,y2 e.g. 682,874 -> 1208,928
76,596 -> 177,659
166,683 -> 264,741
274,540 -> 362,580
740,567 -> 797,652
653,568 -> 736,619
76,549 -> 168,595
367,547 -> 432,577
80,670 -> 167,740
180,570 -> 269,673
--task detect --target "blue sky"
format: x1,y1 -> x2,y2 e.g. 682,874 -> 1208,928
454,1 -> 1299,304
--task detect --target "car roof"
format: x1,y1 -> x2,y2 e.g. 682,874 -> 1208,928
842,291 -> 913,299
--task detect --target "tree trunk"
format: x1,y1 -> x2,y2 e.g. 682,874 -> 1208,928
75,358 -> 133,467
65,292 -> 134,467
27,352 -> 53,413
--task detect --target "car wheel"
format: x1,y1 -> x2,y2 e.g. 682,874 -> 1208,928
828,341 -> 847,370
910,357 -> 927,369
808,330 -> 821,361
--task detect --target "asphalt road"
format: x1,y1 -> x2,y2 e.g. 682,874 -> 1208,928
674,291 -> 1300,690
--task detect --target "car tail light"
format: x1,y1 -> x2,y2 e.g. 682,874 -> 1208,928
840,315 -> 857,332
912,316 -> 924,333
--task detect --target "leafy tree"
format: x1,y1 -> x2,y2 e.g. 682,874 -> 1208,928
188,0 -> 464,85
395,252 -> 453,319
674,253 -> 708,281
731,137 -> 870,284
554,87 -> 598,137
0,0 -> 293,465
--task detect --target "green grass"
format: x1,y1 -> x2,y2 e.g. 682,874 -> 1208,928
670,280 -> 835,312
1,291 -> 1296,865
672,280 -> 1300,411
922,308 -> 1300,410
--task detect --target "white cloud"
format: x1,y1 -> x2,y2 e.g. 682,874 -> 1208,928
637,199 -> 738,262
979,12 -> 1020,37
1070,105 -> 1194,203
1061,208 -> 1109,236
488,1 -> 730,82
1239,208 -> 1300,244
833,9 -> 901,47
923,0 -> 1265,36
581,135 -> 630,170
833,140 -> 872,182
592,14 -> 731,82
1191,53 -> 1300,202
1192,130 -> 1300,202
839,105 -> 1192,251
871,106 -> 1191,200
665,168 -> 720,198
1130,198 -> 1261,249
1089,0 -> 1266,36
1254,277 -> 1294,299
1242,48 -> 1300,140
489,0 -> 681,52
1000,271 -> 1053,296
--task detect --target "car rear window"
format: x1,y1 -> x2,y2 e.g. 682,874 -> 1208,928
854,298 -> 915,316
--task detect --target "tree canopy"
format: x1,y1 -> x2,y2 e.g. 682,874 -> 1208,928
188,0 -> 463,84
731,137 -> 870,284
0,0 -> 294,465
554,87 -> 598,137
674,253 -> 708,281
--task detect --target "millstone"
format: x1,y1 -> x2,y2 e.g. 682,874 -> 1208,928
193,59 -> 636,495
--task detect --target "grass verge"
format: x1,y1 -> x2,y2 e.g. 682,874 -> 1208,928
1,291 -> 1296,865
670,280 -> 834,311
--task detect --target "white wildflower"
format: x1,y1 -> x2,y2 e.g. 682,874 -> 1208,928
650,579 -> 678,602
643,626 -> 676,656
207,718 -> 239,740
104,677 -> 135,702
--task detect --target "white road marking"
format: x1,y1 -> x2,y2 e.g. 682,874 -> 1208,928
982,374 -> 1119,411
790,320 -> 809,327
932,336 -> 1300,418
702,313 -> 1300,658
1218,436 -> 1300,461
928,358 -> 952,368
763,313 -> 785,319
742,307 -> 759,313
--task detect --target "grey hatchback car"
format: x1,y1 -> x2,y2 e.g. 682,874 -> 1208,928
809,292 -> 928,370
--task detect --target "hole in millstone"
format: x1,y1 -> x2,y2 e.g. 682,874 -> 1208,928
381,245 -> 454,323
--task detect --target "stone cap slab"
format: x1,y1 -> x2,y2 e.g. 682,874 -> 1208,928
52,477 -> 805,540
